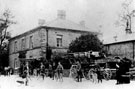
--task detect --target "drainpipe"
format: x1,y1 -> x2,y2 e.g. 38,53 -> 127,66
46,28 -> 48,61
133,42 -> 134,61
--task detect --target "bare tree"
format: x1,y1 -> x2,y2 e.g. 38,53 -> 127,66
0,9 -> 15,67
115,0 -> 135,33
0,9 -> 15,51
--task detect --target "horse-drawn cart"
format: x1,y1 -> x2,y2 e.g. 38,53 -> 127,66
82,57 -> 120,80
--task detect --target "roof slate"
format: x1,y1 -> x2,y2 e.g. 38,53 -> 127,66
45,18 -> 92,32
10,18 -> 98,41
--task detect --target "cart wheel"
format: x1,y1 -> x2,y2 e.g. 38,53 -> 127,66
103,70 -> 112,80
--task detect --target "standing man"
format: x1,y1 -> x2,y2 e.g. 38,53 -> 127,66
40,62 -> 45,80
76,61 -> 82,82
52,62 -> 56,80
48,63 -> 52,78
56,62 -> 64,82
116,58 -> 122,84
96,66 -> 102,83
23,62 -> 30,86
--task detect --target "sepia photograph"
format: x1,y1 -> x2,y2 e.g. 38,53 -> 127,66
0,0 -> 135,89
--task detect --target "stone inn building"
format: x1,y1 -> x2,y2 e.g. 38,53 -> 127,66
9,10 -> 99,70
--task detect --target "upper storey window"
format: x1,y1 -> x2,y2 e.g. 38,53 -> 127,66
14,41 -> 17,52
29,36 -> 33,49
56,35 -> 62,47
21,38 -> 25,50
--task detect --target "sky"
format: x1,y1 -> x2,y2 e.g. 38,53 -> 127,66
0,0 -> 134,42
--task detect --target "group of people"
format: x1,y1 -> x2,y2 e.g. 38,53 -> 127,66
0,66 -> 13,76
17,57 -> 132,86
70,61 -> 102,83
20,60 -> 91,85
38,61 -> 64,82
89,66 -> 103,83
69,61 -> 83,82
116,57 -> 131,84
19,61 -> 64,86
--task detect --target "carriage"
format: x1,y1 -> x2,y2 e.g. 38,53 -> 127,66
69,57 -> 119,80
56,52 -> 135,80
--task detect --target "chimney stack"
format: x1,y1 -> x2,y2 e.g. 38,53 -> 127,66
38,19 -> 45,26
79,20 -> 85,27
57,10 -> 66,20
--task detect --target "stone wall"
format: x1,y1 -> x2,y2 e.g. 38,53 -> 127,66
105,42 -> 135,60
9,28 -> 46,55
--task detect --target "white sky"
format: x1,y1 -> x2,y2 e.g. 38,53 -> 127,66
0,0 -> 135,42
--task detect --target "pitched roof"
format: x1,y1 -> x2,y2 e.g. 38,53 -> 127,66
45,18 -> 94,32
10,18 -> 98,41
104,33 -> 135,45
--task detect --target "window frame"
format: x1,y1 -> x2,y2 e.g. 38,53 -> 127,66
29,35 -> 33,49
56,35 -> 63,47
21,38 -> 25,50
14,41 -> 17,52
14,58 -> 19,69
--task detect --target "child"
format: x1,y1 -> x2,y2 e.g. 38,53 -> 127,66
96,68 -> 102,83
76,61 -> 82,82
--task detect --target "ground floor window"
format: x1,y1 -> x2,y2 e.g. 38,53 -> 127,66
14,58 -> 19,69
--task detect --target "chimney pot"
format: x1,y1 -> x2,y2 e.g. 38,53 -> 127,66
38,19 -> 45,26
57,10 -> 66,20
79,21 -> 85,27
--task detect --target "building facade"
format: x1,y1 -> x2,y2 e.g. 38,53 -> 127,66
9,11 -> 98,69
104,40 -> 135,61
